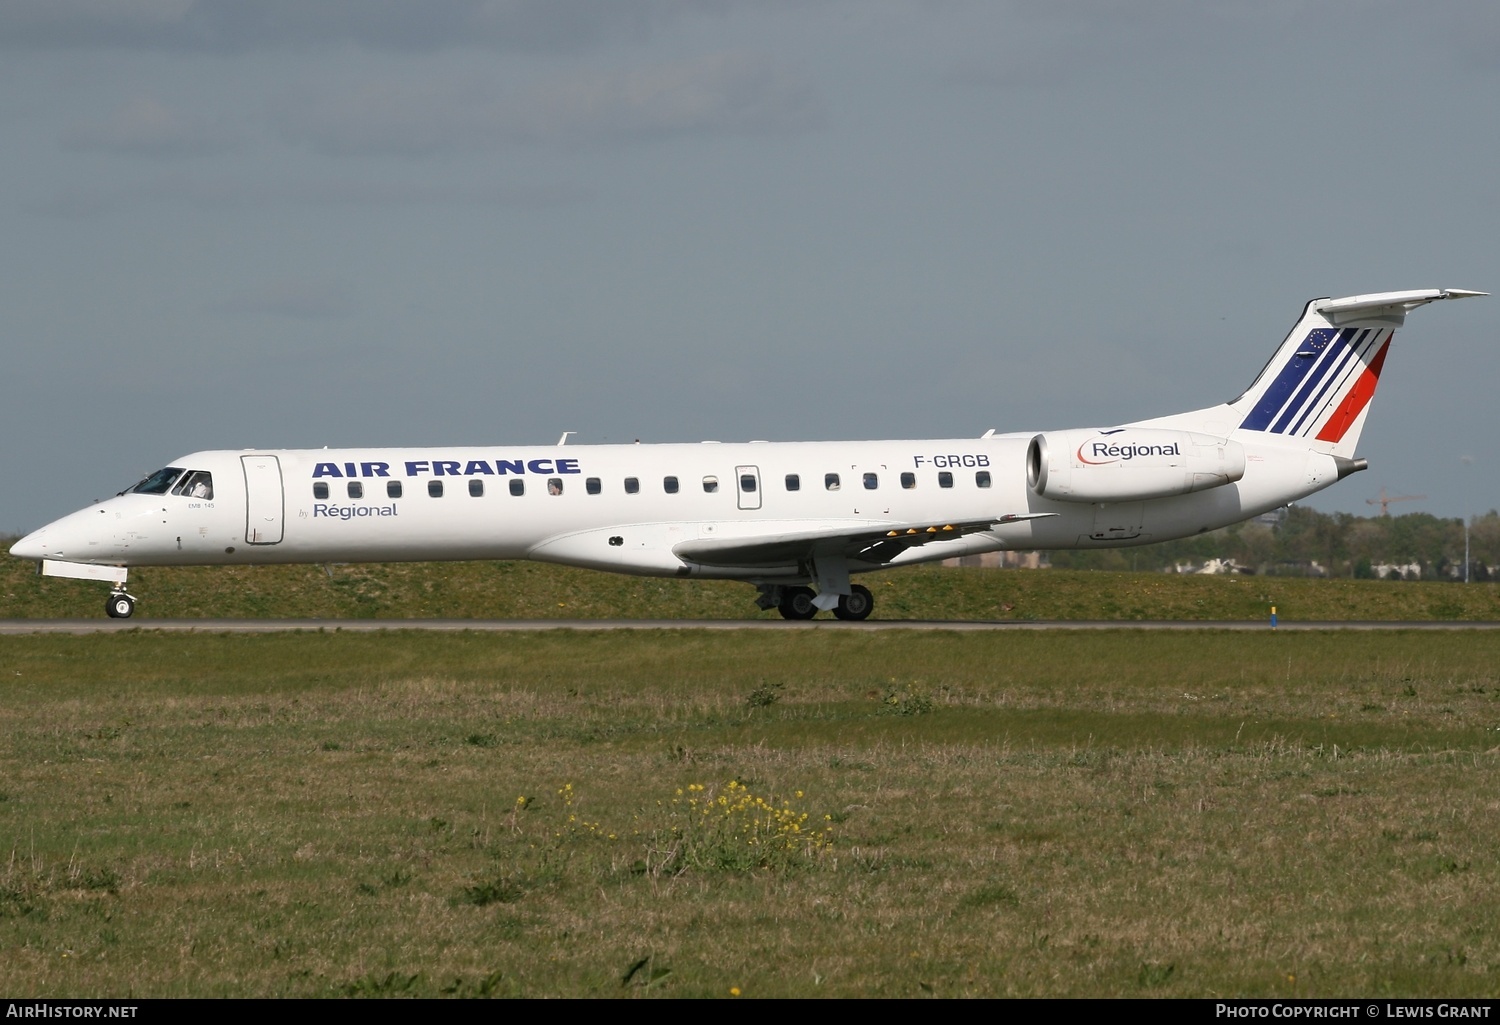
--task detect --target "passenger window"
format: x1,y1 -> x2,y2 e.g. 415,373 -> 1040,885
901,472 -> 916,489
863,472 -> 878,490
173,471 -> 214,499
586,477 -> 602,495
825,473 -> 841,491
664,476 -> 679,494
387,480 -> 402,499
785,474 -> 800,492
976,470 -> 992,488
469,479 -> 484,498
703,476 -> 719,493
428,480 -> 444,498
624,477 -> 640,494
313,482 -> 329,500
740,474 -> 757,493
347,481 -> 364,499
938,471 -> 953,489
547,478 -> 563,496
509,479 -> 524,497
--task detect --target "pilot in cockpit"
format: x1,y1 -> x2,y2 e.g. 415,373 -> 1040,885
175,471 -> 214,500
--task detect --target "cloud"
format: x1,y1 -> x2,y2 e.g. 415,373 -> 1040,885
0,0 -> 680,53
939,1 -> 1500,90
938,1 -> 1242,90
61,95 -> 233,156
533,51 -> 822,143
0,0 -> 197,47
276,179 -> 592,208
210,277 -> 357,319
33,175 -> 590,217
276,53 -> 823,155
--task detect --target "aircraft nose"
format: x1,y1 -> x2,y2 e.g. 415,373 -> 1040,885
9,529 -> 50,561
11,502 -> 137,563
10,512 -> 91,561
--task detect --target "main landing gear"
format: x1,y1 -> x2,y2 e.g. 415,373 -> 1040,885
778,586 -> 818,620
833,584 -> 874,621
105,591 -> 136,619
763,584 -> 875,622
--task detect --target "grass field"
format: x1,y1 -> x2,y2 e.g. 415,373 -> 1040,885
2,628 -> 1498,997
4,552 -> 1500,622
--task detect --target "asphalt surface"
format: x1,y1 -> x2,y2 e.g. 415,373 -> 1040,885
2,618 -> 1498,634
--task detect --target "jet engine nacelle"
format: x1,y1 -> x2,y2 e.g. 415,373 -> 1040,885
1027,428 -> 1246,503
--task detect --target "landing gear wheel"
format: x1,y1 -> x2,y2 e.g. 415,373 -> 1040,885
105,592 -> 135,619
778,586 -> 818,620
833,584 -> 874,621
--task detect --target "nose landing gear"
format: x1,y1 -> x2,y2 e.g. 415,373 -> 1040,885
106,591 -> 136,619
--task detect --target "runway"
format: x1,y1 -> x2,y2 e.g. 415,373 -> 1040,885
2,618 -> 1498,634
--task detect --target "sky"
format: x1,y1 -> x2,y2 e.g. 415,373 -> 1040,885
2,0 -> 1496,534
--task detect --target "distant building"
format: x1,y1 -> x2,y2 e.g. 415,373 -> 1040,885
1166,558 -> 1253,575
1198,557 -> 1254,575
942,550 -> 1049,569
1262,561 -> 1330,578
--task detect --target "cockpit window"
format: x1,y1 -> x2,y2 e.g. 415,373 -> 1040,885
130,467 -> 184,495
172,471 -> 214,500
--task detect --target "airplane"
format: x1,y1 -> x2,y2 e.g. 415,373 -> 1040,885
8,287 -> 1484,621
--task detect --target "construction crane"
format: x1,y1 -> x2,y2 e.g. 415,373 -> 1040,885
1367,486 -> 1426,517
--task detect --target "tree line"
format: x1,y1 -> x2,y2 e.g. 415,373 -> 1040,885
1047,508 -> 1500,580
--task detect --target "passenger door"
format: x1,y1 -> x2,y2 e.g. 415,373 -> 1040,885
241,454 -> 285,545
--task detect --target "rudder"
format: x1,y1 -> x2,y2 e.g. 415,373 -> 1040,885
1229,288 -> 1483,457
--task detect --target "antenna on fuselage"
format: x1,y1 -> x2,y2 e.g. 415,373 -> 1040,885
557,431 -> 576,446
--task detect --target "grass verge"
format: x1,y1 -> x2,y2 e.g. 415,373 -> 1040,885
2,555 -> 1498,621
1,629 -> 1497,996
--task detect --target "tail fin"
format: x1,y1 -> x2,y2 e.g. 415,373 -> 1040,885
1228,288 -> 1485,457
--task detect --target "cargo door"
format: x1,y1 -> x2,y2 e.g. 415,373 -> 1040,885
1087,502 -> 1144,542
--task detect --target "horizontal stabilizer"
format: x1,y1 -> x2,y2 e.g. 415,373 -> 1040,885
1314,288 -> 1486,319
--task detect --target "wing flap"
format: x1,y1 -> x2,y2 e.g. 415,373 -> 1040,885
671,513 -> 1056,568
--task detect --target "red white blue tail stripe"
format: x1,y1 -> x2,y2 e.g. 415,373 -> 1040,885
1237,326 -> 1392,443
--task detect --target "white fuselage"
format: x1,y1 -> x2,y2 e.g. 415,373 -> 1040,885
11,286 -> 1481,618
13,431 -> 1331,582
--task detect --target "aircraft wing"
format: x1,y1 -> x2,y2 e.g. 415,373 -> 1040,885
671,513 -> 1056,568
